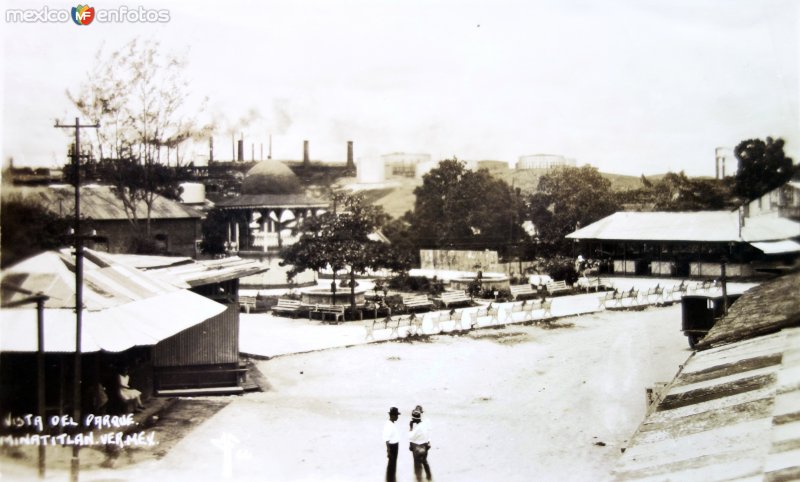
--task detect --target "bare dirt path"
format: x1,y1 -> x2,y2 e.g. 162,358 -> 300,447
4,304 -> 691,482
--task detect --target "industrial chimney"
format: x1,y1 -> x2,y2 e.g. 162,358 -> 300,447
237,139 -> 244,162
209,137 -> 214,163
303,140 -> 310,167
347,141 -> 354,170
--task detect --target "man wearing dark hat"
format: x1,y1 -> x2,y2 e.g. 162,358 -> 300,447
383,407 -> 400,482
408,405 -> 432,481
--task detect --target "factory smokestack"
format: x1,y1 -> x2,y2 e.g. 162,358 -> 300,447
347,141 -> 354,169
303,140 -> 310,167
268,134 -> 272,160
209,137 -> 214,163
237,139 -> 244,162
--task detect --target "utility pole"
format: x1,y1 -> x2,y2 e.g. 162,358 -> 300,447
54,117 -> 99,482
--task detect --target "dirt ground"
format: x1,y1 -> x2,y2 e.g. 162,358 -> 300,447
2,304 -> 691,482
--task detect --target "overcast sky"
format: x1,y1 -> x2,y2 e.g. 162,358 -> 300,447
1,0 -> 798,176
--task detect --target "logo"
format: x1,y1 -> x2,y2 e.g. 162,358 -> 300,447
71,4 -> 94,25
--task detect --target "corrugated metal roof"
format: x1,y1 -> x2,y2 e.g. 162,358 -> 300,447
566,211 -> 800,243
750,240 -> 800,254
0,250 -> 226,353
3,184 -> 202,220
98,252 -> 269,287
614,272 -> 800,481
614,328 -> 800,481
216,193 -> 327,209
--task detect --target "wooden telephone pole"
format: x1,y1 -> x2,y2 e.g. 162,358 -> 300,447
54,118 -> 99,482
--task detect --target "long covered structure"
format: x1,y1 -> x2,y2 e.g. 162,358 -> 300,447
566,211 -> 800,277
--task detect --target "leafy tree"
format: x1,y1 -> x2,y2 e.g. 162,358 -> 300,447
1,196 -> 70,267
407,159 -> 526,254
68,38 -> 210,165
526,166 -> 618,255
734,137 -> 796,200
200,208 -> 230,256
67,38 -> 208,245
280,193 -> 410,311
619,172 -> 736,211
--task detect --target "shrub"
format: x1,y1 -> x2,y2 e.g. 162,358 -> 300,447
541,256 -> 579,285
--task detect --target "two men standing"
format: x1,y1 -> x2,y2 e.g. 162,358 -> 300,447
384,405 -> 433,482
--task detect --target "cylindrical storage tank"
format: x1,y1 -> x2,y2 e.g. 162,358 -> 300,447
179,182 -> 206,204
357,155 -> 385,184
517,154 -> 574,170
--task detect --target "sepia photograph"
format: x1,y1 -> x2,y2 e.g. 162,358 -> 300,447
1,1 -> 799,481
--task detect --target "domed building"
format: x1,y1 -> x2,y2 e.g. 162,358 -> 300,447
216,160 -> 328,254
240,159 -> 303,195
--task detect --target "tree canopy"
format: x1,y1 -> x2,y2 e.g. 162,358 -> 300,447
734,137 -> 796,200
618,172 -> 737,211
280,193 -> 410,309
526,165 -> 619,255
66,39 -> 207,247
406,159 -> 526,254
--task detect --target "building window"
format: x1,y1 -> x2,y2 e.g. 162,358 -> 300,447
154,234 -> 168,252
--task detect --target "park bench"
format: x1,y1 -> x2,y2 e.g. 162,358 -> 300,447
468,306 -> 492,328
538,298 -> 553,320
545,280 -> 571,296
578,277 -> 614,293
665,281 -> 688,302
435,309 -> 464,332
385,314 -> 422,338
644,285 -> 665,305
509,284 -> 537,301
507,302 -> 524,322
437,291 -> 472,308
312,304 -> 346,323
272,298 -> 305,317
239,294 -> 257,314
401,294 -> 435,312
611,288 -> 639,308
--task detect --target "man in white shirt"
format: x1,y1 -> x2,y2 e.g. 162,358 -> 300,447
383,407 -> 400,482
408,405 -> 432,482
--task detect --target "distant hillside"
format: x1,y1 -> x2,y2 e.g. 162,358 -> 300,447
344,168 -> 669,220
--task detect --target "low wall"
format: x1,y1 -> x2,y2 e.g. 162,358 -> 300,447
419,249 -> 535,278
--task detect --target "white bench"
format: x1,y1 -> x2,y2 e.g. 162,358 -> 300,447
644,285 -> 665,304
509,284 -> 537,300
312,304 -> 346,323
438,291 -> 472,308
239,295 -> 257,314
272,298 -> 305,317
611,288 -> 639,308
402,294 -> 434,312
545,280 -> 571,295
578,277 -> 614,293
385,314 -> 422,338
435,309 -> 464,332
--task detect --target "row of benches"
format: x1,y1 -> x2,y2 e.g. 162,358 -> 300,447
598,281 -> 699,309
363,299 -> 555,340
255,285 -> 557,318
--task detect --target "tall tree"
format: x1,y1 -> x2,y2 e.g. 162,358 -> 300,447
408,159 -> 526,253
67,38 -> 208,243
527,166 -> 618,255
734,137 -> 796,200
281,193 -> 410,310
